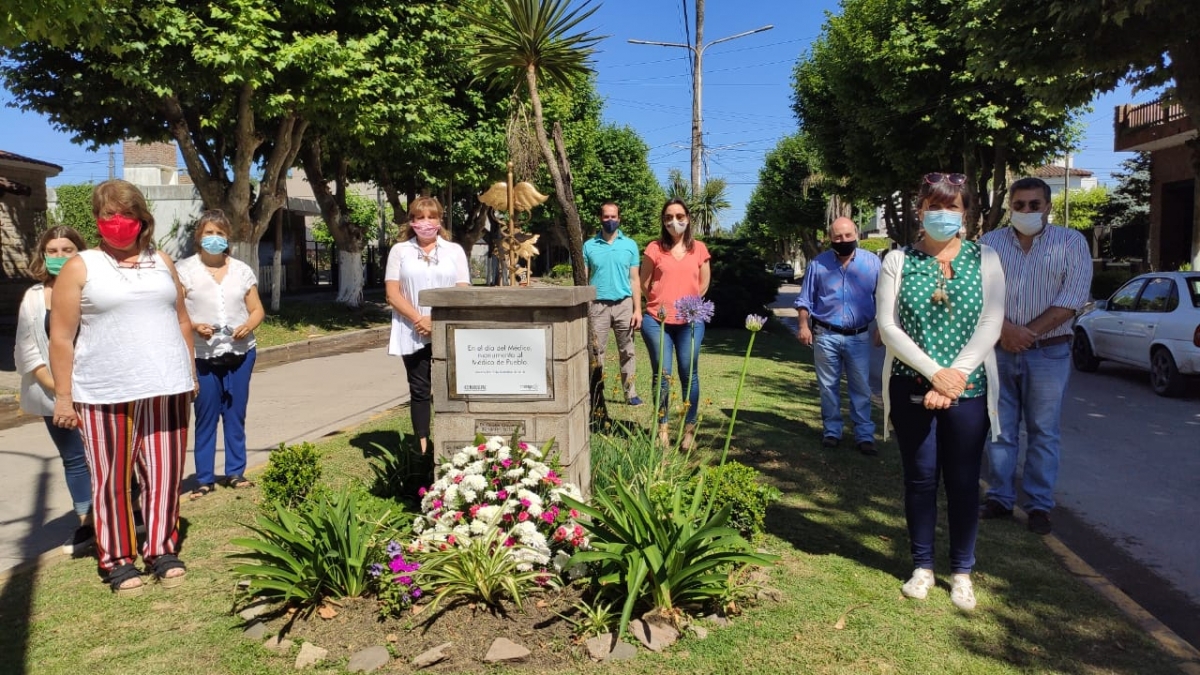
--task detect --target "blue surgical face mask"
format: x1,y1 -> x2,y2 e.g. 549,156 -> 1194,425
601,218 -> 619,234
200,235 -> 228,254
922,210 -> 963,242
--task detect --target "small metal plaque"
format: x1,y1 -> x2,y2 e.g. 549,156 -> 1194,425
475,419 -> 526,437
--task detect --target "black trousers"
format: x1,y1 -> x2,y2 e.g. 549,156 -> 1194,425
401,344 -> 433,440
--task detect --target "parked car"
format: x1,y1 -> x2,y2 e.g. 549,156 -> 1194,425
1072,271 -> 1200,396
773,262 -> 795,281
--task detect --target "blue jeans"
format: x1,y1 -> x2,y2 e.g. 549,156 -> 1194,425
985,343 -> 1072,513
43,418 -> 92,516
812,328 -> 875,443
889,376 -> 990,574
640,314 -> 705,425
193,348 -> 256,485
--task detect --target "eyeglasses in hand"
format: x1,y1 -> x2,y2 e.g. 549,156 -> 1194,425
212,325 -> 234,336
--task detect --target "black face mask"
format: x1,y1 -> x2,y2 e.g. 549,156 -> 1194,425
601,219 -> 619,234
831,240 -> 857,257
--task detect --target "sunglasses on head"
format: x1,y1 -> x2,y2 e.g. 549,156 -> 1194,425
924,172 -> 967,186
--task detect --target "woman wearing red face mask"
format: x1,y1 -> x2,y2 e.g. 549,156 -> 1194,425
384,197 -> 470,454
49,179 -> 197,596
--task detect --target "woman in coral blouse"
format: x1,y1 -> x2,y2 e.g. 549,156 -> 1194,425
639,198 -> 712,450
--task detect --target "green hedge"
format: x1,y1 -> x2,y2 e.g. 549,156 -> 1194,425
705,236 -> 781,328
1091,269 -> 1134,300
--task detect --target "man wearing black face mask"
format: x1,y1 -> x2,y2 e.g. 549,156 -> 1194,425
795,217 -> 882,455
583,201 -> 644,406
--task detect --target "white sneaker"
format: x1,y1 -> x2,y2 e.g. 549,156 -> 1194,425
950,574 -> 976,611
901,568 -> 936,599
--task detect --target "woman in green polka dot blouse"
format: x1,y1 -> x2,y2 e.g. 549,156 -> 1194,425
876,173 -> 1005,612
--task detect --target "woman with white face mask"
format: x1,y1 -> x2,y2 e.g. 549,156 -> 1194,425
15,226 -> 94,554
384,197 -> 470,454
638,198 -> 712,450
177,209 -> 265,498
875,172 -> 1005,612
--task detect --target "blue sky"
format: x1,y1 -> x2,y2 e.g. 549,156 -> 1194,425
0,0 -> 1158,228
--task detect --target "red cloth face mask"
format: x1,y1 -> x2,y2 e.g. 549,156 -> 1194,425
96,214 -> 142,249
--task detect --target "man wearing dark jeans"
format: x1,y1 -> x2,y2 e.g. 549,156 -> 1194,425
978,177 -> 1092,534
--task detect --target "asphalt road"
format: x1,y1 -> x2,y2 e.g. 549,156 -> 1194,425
771,282 -> 1200,647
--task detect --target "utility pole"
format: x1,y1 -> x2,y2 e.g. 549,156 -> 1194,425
108,147 -> 115,180
630,4 -> 771,197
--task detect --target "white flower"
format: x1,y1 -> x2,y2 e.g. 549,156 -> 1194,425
485,436 -> 505,451
469,519 -> 490,535
451,450 -> 471,467
476,505 -> 501,523
462,474 -> 488,492
460,488 -> 477,502
484,490 -> 498,501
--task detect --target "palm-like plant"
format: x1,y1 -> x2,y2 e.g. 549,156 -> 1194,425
665,168 -> 730,236
468,0 -> 604,287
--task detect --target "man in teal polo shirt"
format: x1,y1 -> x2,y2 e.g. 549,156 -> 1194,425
583,201 -> 643,406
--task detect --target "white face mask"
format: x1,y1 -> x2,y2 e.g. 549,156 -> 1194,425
1010,210 -> 1046,236
668,221 -> 688,235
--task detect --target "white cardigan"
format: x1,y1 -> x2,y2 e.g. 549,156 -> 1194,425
875,244 -> 1005,441
14,284 -> 55,416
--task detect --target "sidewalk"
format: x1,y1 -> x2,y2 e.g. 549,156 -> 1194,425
0,341 -> 409,575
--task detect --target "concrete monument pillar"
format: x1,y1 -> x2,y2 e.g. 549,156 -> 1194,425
421,285 -> 595,496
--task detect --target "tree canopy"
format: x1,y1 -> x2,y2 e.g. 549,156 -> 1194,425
741,133 -> 830,263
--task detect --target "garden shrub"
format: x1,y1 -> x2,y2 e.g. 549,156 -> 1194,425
1091,269 -> 1134,300
549,262 -> 573,279
705,236 -> 782,327
367,437 -> 433,503
418,525 -> 546,612
371,540 -> 424,617
692,461 -> 781,538
589,425 -> 697,498
231,488 -> 390,607
259,441 -> 323,511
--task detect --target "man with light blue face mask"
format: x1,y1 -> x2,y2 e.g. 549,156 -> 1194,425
583,201 -> 643,406
978,177 -> 1092,535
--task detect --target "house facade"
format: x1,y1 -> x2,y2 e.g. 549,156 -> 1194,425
0,150 -> 62,315
1114,99 -> 1198,270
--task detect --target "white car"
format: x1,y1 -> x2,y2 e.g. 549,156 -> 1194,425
1073,271 -> 1200,396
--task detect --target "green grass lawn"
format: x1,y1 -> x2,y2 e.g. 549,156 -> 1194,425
252,294 -> 391,349
0,324 -> 1184,674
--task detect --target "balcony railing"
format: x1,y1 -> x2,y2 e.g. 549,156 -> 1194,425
1114,97 -> 1195,151
1116,99 -> 1187,132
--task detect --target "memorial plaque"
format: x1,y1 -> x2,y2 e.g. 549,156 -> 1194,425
475,419 -> 526,437
449,326 -> 552,398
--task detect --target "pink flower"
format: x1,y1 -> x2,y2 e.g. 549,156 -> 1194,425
519,442 -> 529,450
501,458 -> 513,468
573,524 -> 584,537
504,537 -> 515,547
454,511 -> 464,521
447,534 -> 456,545
477,444 -> 486,452
502,513 -> 513,523
453,475 -> 463,484
554,526 -> 568,542
569,509 -> 579,519
497,490 -> 508,500
518,512 -> 529,522
541,512 -> 555,523
418,487 -> 427,497
432,499 -> 443,509
469,504 -> 482,517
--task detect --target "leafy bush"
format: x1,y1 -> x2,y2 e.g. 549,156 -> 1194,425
549,262 -> 573,279
564,478 -> 778,637
231,489 -> 392,608
259,441 -> 323,511
589,425 -> 697,498
367,438 -> 433,502
417,525 -> 545,612
49,183 -> 98,247
690,462 -> 781,537
857,237 -> 891,253
705,237 -> 782,327
371,540 -> 424,617
1091,269 -> 1134,300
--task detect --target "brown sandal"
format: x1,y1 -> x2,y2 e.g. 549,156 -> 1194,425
188,484 -> 215,500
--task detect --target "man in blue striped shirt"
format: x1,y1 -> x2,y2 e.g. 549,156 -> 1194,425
978,177 -> 1092,535
795,217 -> 882,455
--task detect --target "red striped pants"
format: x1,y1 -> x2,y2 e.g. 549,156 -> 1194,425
76,394 -> 190,572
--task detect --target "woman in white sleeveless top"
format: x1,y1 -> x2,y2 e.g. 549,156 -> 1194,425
49,179 -> 196,596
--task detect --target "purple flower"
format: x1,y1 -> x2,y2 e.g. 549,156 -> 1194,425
397,575 -> 413,586
745,314 -> 768,332
368,563 -> 383,578
411,588 -> 422,598
675,295 -> 715,323
386,540 -> 402,557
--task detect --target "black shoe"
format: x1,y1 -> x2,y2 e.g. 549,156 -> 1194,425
821,436 -> 839,449
62,524 -> 95,555
857,441 -> 877,456
1027,509 -> 1052,535
133,509 -> 146,535
979,499 -> 1013,520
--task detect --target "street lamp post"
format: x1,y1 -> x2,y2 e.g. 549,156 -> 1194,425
630,17 -> 772,197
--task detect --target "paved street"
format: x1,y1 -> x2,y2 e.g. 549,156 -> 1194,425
0,346 -> 409,575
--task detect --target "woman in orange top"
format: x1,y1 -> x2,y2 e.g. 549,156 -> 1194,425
639,198 -> 712,449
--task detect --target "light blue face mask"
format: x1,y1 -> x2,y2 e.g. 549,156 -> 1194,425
200,235 -> 228,254
922,210 -> 963,242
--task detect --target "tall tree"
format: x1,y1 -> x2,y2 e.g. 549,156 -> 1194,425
792,0 -> 1083,240
959,0 -> 1200,266
742,133 -> 829,262
1,0 -> 440,267
571,124 -> 665,238
468,0 -> 604,288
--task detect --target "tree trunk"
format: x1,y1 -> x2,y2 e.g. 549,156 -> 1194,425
525,65 -> 586,287
302,138 -> 364,307
982,144 -> 1009,233
1168,40 -> 1200,268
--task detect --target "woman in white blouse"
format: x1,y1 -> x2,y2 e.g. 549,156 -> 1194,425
15,226 -> 94,554
384,197 -> 470,454
177,210 -> 265,498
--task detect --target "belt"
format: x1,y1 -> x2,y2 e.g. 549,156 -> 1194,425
812,318 -> 869,336
1030,335 -> 1071,349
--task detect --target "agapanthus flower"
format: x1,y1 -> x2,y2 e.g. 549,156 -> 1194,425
745,314 -> 768,332
675,295 -> 715,323
386,540 -> 402,557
